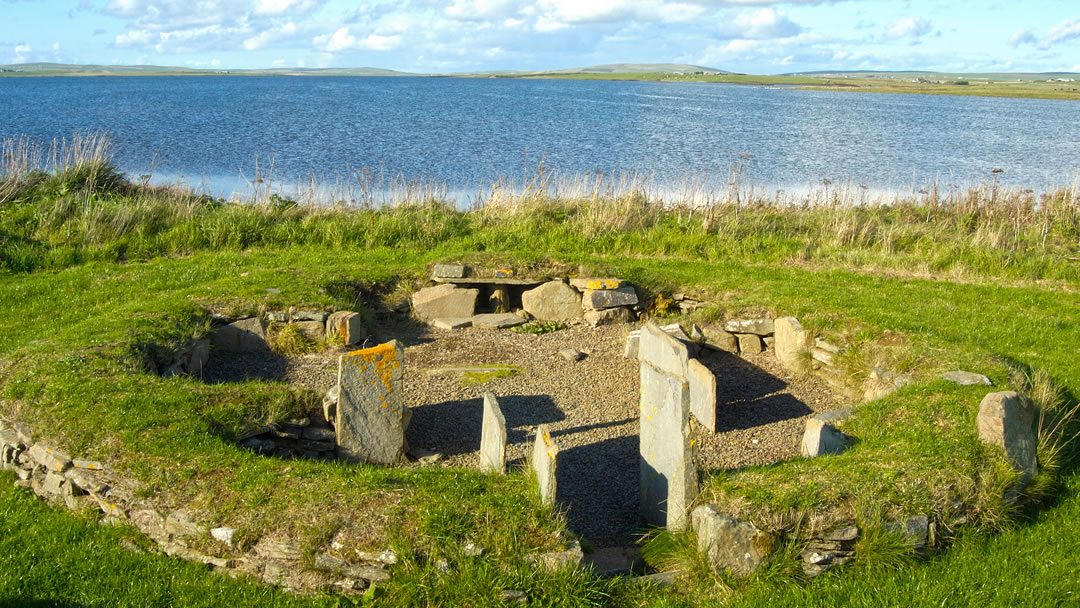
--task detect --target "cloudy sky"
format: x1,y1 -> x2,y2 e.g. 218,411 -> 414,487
3,0 -> 1078,74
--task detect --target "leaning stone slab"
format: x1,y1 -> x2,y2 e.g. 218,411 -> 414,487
687,359 -> 717,433
724,319 -> 774,336
692,505 -> 776,576
774,317 -> 809,373
336,340 -> 408,465
412,284 -> 479,322
210,317 -> 269,352
639,359 -> 696,530
479,392 -> 508,474
326,311 -> 366,346
521,280 -> 583,321
432,317 -> 473,330
472,312 -> 526,329
432,263 -> 468,279
569,278 -> 626,290
532,424 -> 558,506
582,286 -> 638,309
943,370 -> 993,386
801,418 -> 852,457
977,391 -> 1038,483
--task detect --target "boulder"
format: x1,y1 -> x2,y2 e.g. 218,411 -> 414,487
977,391 -> 1038,483
411,284 -> 478,322
582,286 -> 638,309
774,317 -> 809,373
521,280 -> 583,321
692,505 -> 776,576
724,319 -> 774,336
210,317 -> 268,353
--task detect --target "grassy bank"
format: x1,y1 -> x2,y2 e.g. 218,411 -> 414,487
1,140 -> 1079,605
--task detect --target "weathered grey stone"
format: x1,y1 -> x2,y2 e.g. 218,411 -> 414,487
724,319 -> 774,336
326,311 -> 366,346
658,323 -> 700,357
801,418 -> 852,457
299,439 -> 336,452
583,307 -> 634,326
501,590 -> 528,604
432,263 -> 467,278
977,391 -> 1038,482
692,505 -> 776,576
811,347 -> 836,366
689,324 -> 705,343
559,348 -> 585,362
638,322 -> 689,378
522,280 -> 583,321
639,358 -> 696,530
266,311 -> 289,323
0,428 -> 20,449
13,422 -> 34,445
701,326 -> 738,353
864,367 -> 915,401
774,317 -> 809,373
814,407 -> 853,424
407,445 -> 443,464
29,444 -> 71,472
582,286 -> 638,309
291,309 -> 328,322
211,526 -> 237,547
432,317 -> 473,330
531,424 -> 558,507
569,278 -> 626,290
186,339 -> 210,376
824,525 -> 859,542
254,538 -> 303,561
814,338 -> 841,353
336,340 -> 408,465
943,370 -> 993,386
165,510 -> 207,538
210,317 -> 269,352
763,336 -> 775,349
42,471 -> 65,495
494,267 -> 515,278
412,284 -> 479,322
687,358 -> 717,433
64,468 -> 108,495
624,330 -> 641,359
291,320 -> 325,340
471,312 -> 526,329
530,540 -> 583,572
314,553 -> 391,582
302,426 -> 336,442
322,385 -> 339,422
479,392 -> 507,474
737,333 -> 764,354
71,459 -> 103,471
130,507 -> 169,542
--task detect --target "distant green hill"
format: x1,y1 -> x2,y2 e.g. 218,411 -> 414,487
785,69 -> 1079,81
543,63 -> 729,74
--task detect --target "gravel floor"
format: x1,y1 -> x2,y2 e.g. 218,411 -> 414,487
204,318 -> 842,547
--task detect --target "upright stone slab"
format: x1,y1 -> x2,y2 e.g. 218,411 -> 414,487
977,391 -> 1038,482
638,322 -> 697,530
336,340 -> 408,465
774,317 -> 809,373
687,359 -> 717,433
326,311 -> 366,346
521,280 -> 583,321
532,424 -> 558,506
479,392 -> 507,474
411,284 -> 479,322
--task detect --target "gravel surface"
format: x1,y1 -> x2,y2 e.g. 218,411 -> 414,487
204,318 -> 842,547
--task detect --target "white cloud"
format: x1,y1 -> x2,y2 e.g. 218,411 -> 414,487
718,8 -> 802,40
1043,17 -> 1080,47
884,17 -> 931,40
313,27 -> 400,52
242,21 -> 296,50
253,0 -> 323,16
445,0 -> 520,21
13,43 -> 31,62
1010,28 -> 1036,47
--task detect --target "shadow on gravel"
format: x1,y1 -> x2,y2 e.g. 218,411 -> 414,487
697,349 -> 813,431
558,434 -> 642,546
407,394 -> 563,459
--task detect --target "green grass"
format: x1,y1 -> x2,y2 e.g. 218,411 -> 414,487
1,152 -> 1079,606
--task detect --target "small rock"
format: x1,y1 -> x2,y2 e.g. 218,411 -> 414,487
407,445 -> 443,464
977,391 -> 1038,483
326,310 -> 366,346
165,510 -> 207,538
302,427 -> 336,442
814,338 -> 841,353
942,370 -> 993,386
322,385 -> 339,423
211,526 -> 237,547
801,418 -> 852,457
432,317 -> 473,330
701,326 -> 738,353
265,288 -> 281,294
736,333 -> 763,354
435,558 -> 451,574
433,263 -> 467,278
494,268 -> 515,278
463,542 -> 483,557
569,278 -> 625,290
559,348 -> 585,362
692,505 -> 776,576
531,541 -> 584,572
623,330 -> 641,360
501,589 -> 528,604
471,313 -> 526,329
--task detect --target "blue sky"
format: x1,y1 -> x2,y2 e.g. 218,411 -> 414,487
3,0 -> 1078,73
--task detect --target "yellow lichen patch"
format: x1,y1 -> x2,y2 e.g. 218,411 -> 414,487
345,342 -> 402,394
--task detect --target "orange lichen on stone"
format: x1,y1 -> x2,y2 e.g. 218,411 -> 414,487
345,342 -> 401,395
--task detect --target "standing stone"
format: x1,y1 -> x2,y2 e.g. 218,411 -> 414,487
582,286 -> 638,310
521,280 -> 583,321
433,263 -> 467,279
977,391 -> 1038,482
692,505 -> 776,576
412,284 -> 479,322
479,392 -> 507,474
774,317 -> 809,373
801,418 -> 852,457
737,334 -> 764,354
639,323 -> 697,530
687,359 -> 717,433
724,319 -> 774,336
336,340 -> 408,465
210,317 -> 269,353
326,311 -> 367,346
532,424 -> 558,506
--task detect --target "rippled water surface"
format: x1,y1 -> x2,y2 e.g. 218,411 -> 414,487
3,76 -> 1078,197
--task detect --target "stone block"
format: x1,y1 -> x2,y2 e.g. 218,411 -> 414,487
291,320 -> 325,340
977,391 -> 1038,483
943,371 -> 993,386
638,322 -> 689,378
687,359 -> 717,433
582,286 -> 638,309
432,317 -> 473,330
211,526 -> 237,547
584,307 -> 633,326
811,347 -> 836,366
210,317 -> 269,353
659,323 -> 699,357
72,459 -> 103,471
737,333 -> 763,354
624,330 -> 641,360
863,367 -> 914,401
302,426 -> 336,442
814,338 -> 840,353
412,284 -> 479,322
531,540 -> 583,572
532,424 -> 558,507
471,312 -> 526,329
724,319 -> 774,336
336,340 -> 408,465
569,278 -> 626,290
522,280 -> 583,321
432,263 -> 467,279
290,309 -> 328,322
479,392 -> 507,474
42,471 -> 66,496
326,311 -> 366,346
494,268 -> 515,278
29,444 -> 71,473
701,326 -> 738,353
801,418 -> 852,457
774,317 -> 809,373
639,362 -> 696,530
692,505 -> 776,576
